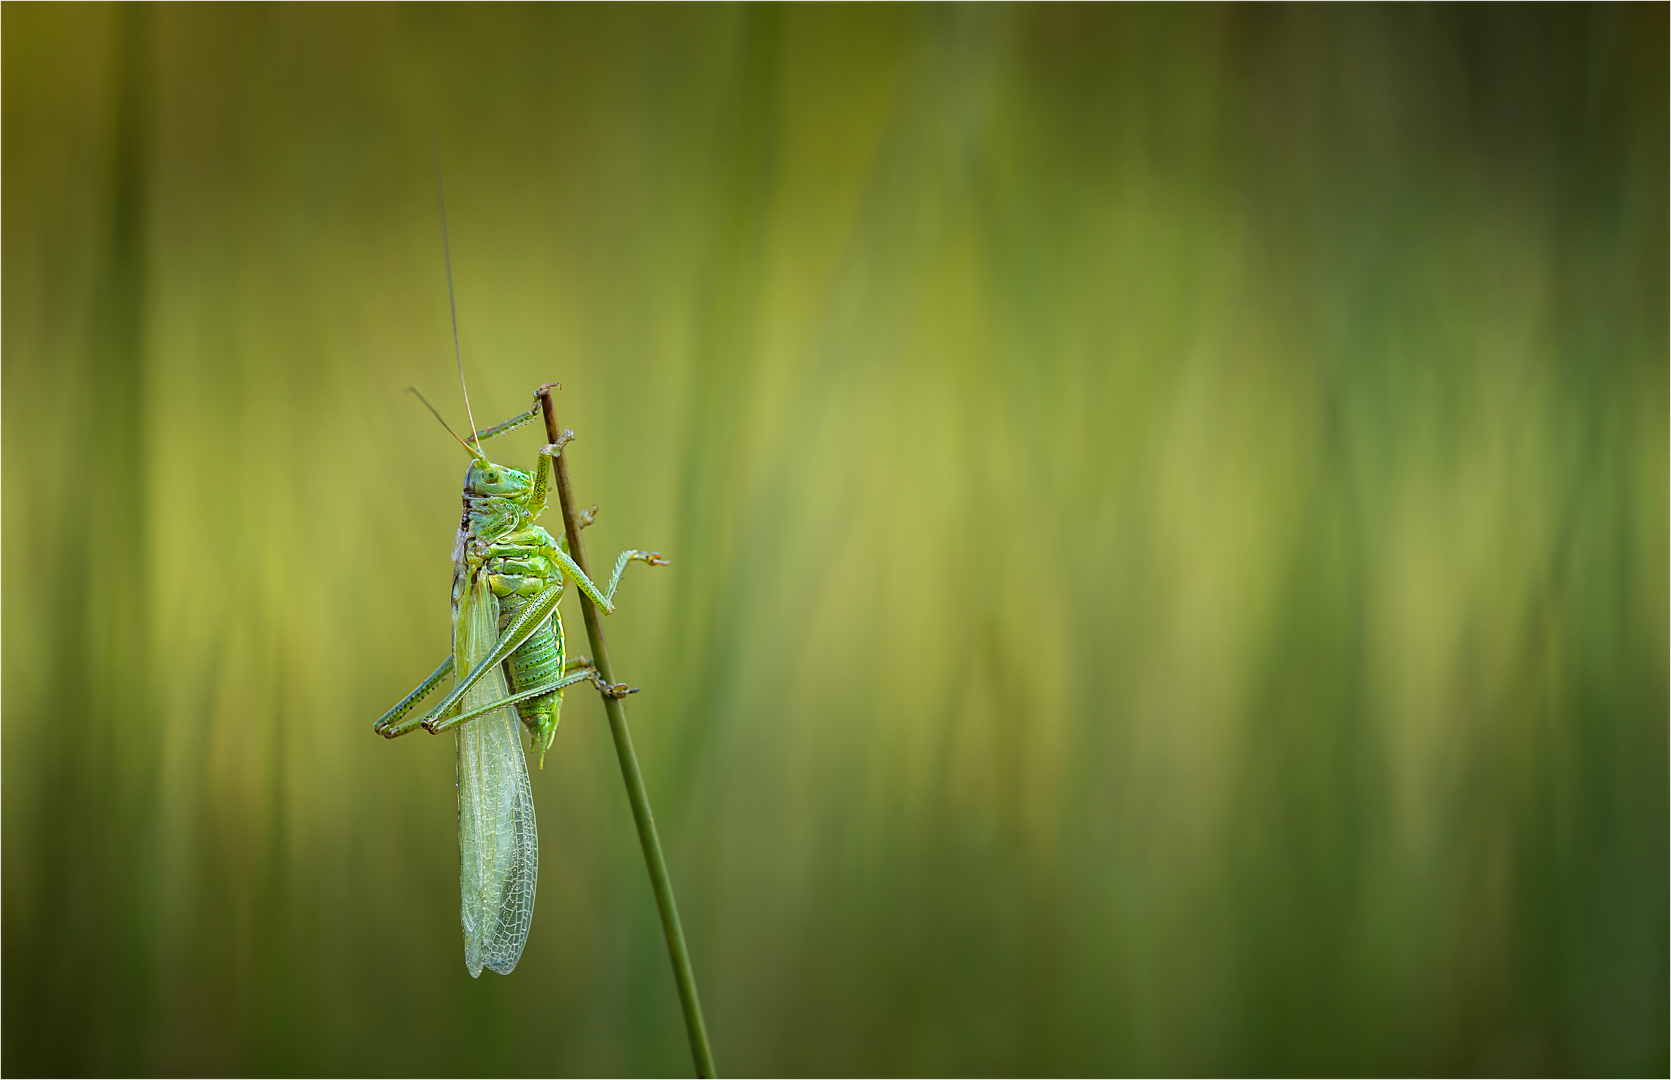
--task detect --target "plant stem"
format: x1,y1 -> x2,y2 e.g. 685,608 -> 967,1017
537,385 -> 716,1079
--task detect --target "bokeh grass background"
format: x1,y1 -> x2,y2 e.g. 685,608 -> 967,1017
4,4 -> 1666,1076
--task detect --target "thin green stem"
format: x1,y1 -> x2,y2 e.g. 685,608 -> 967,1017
538,386 -> 716,1079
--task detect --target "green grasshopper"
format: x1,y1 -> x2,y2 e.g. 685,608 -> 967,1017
374,387 -> 667,977
377,164 -> 667,977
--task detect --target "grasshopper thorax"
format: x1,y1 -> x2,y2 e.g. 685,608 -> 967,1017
455,456 -> 544,570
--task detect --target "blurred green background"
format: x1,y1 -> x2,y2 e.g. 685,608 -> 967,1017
4,4 -> 1665,1076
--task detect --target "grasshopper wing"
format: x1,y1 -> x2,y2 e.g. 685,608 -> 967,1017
454,572 -> 538,978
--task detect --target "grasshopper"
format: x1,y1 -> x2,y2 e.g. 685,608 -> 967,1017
375,159 -> 666,978
374,387 -> 667,977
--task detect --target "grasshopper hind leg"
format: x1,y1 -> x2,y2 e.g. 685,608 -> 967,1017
524,658 -> 640,769
375,654 -> 455,737
525,659 -> 638,769
564,656 -> 639,699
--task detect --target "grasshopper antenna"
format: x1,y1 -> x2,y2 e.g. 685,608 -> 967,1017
433,142 -> 482,455
408,386 -> 487,463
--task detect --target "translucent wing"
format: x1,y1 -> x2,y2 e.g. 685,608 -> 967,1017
454,571 -> 538,978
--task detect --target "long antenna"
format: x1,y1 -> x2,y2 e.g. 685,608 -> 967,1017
433,143 -> 481,454
408,386 -> 486,462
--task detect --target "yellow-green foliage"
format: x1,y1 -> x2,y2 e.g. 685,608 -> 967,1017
4,5 -> 1665,1075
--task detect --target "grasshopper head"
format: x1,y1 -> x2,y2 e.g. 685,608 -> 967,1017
465,459 -> 533,500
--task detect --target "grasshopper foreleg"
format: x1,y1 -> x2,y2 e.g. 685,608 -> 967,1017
470,404 -> 540,444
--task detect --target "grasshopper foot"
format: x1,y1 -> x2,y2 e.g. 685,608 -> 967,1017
566,657 -> 639,698
540,429 -> 576,459
577,504 -> 599,529
591,674 -> 640,699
